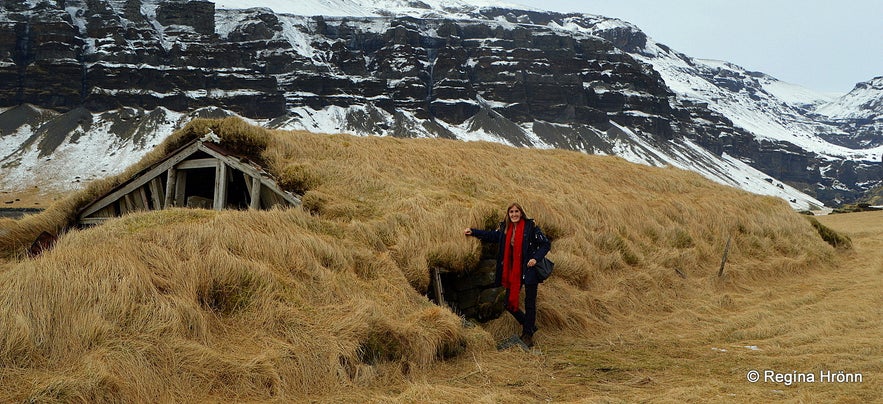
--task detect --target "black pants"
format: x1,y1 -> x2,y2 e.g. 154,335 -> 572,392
507,283 -> 538,336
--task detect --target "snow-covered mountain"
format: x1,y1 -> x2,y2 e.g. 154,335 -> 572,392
815,77 -> 883,121
812,77 -> 883,152
0,0 -> 879,210
214,0 -> 524,18
591,21 -> 882,205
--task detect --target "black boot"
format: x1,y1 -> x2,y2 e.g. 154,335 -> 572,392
520,332 -> 534,348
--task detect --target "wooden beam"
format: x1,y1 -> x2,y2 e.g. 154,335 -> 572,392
148,178 -> 164,209
79,141 -> 201,218
213,161 -> 228,210
174,170 -> 187,207
249,175 -> 261,210
123,194 -> 136,213
177,158 -> 218,170
97,205 -> 116,218
130,191 -> 143,211
83,204 -> 116,222
196,143 -> 302,207
243,171 -> 253,194
260,186 -> 280,208
431,268 -> 446,307
137,187 -> 150,211
163,168 -> 177,208
79,217 -> 110,226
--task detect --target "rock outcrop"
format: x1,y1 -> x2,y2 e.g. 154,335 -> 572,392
0,0 -> 878,207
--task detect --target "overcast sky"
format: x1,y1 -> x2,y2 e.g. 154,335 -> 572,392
514,0 -> 882,94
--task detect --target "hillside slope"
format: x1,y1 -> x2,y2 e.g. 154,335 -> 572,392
0,119 -> 839,401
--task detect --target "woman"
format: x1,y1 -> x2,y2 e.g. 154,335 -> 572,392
464,203 -> 551,347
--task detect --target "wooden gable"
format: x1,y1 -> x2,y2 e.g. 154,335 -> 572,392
78,138 -> 301,225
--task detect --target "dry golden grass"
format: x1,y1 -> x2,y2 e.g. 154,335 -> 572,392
1,187 -> 63,208
0,118 -> 872,402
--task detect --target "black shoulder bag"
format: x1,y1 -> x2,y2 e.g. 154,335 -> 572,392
535,256 -> 554,281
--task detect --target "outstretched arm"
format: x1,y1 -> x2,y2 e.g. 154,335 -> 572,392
464,228 -> 502,242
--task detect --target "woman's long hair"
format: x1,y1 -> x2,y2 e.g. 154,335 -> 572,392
502,202 -> 528,230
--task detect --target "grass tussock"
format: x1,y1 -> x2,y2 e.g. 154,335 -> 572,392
0,209 -> 484,402
806,216 -> 852,249
0,118 -> 842,401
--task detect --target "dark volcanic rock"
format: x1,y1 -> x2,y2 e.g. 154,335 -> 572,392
156,0 -> 215,35
0,1 -> 878,206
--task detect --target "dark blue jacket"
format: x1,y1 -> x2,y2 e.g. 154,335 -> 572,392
470,219 -> 551,285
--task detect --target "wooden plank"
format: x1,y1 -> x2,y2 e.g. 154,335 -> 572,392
258,186 -> 271,208
123,194 -> 136,213
259,176 -> 301,207
130,190 -> 143,211
83,204 -> 117,221
148,178 -> 164,209
97,205 -> 116,218
431,268 -> 446,307
177,158 -> 218,170
260,186 -> 280,208
213,161 -> 228,210
197,143 -> 302,207
79,141 -> 201,218
243,171 -> 253,195
137,187 -> 150,211
79,217 -> 110,226
131,189 -> 144,211
249,175 -> 261,210
163,168 -> 177,208
174,170 -> 187,207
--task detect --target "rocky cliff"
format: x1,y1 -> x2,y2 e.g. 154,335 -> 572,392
814,77 -> 883,150
0,0 -> 879,208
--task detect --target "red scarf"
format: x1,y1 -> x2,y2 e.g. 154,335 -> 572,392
502,220 -> 525,311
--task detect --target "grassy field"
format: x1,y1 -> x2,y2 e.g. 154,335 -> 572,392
499,211 -> 880,402
312,212 -> 881,403
0,119 -> 876,402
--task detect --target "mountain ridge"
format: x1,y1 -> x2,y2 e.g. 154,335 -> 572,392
0,0 -> 879,209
